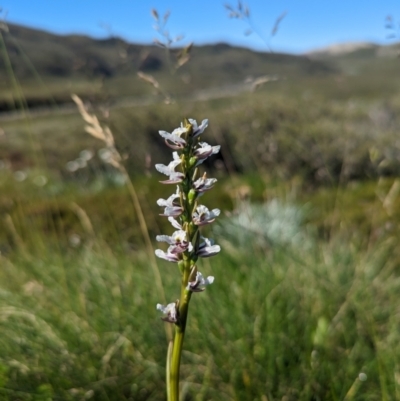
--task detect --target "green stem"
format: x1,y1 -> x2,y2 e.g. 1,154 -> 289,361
169,324 -> 185,401
169,268 -> 192,401
166,341 -> 173,401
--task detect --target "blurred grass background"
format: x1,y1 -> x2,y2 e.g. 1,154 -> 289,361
1,20 -> 400,401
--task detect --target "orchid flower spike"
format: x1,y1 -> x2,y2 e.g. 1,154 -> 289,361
154,117 -> 221,401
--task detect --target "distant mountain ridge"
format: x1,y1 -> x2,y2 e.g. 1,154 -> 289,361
0,21 -> 399,111
0,22 -> 336,80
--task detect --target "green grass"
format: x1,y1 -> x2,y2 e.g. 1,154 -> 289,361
2,89 -> 400,185
0,211 -> 399,400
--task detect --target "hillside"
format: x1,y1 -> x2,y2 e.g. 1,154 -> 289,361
0,22 -> 337,111
1,22 -> 337,78
1,22 -> 399,113
307,40 -> 400,77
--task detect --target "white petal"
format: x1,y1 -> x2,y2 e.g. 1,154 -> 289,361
168,216 -> 182,230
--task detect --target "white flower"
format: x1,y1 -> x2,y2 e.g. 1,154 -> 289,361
155,249 -> 180,262
157,302 -> 178,323
192,205 -> 220,226
156,230 -> 193,254
193,173 -> 217,192
187,272 -> 214,292
155,152 -> 184,184
189,119 -> 208,137
159,126 -> 187,149
197,236 -> 221,258
194,142 -> 220,165
157,186 -> 183,216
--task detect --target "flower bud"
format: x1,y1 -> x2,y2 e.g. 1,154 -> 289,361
188,189 -> 197,205
188,156 -> 198,168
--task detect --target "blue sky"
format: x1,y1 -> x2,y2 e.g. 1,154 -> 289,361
0,1 -> 398,54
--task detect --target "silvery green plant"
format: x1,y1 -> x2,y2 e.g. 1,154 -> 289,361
215,199 -> 311,250
155,118 -> 220,401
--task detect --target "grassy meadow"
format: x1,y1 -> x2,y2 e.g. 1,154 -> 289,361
1,22 -> 400,400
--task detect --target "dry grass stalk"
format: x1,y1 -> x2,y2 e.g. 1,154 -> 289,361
251,75 -> 278,92
137,72 -> 172,104
137,71 -> 159,89
175,43 -> 192,69
71,94 -> 121,169
70,202 -> 97,249
4,213 -> 25,251
71,94 -> 171,340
